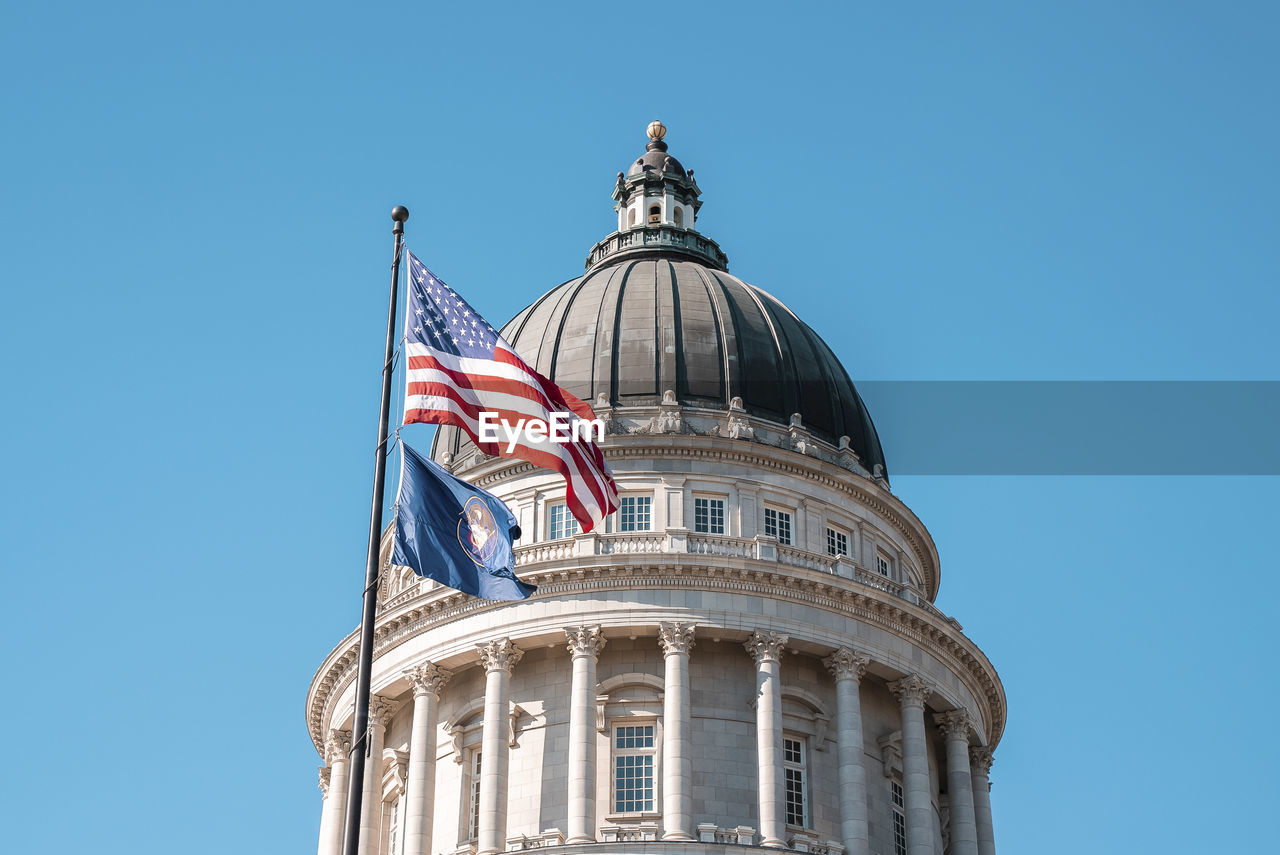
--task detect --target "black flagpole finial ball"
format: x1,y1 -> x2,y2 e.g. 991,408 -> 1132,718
391,205 -> 410,223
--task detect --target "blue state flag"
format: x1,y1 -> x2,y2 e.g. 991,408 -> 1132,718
392,441 -> 535,601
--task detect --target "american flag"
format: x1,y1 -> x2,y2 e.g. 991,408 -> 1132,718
401,250 -> 618,531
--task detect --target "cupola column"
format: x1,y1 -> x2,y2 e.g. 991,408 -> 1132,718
746,630 -> 790,848
403,663 -> 452,855
318,730 -> 351,855
477,639 -> 523,855
935,711 -> 979,855
359,697 -> 399,855
658,623 -> 696,841
890,676 -> 935,855
824,648 -> 872,855
969,748 -> 997,855
565,626 -> 607,844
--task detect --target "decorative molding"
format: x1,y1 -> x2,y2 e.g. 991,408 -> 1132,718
743,630 -> 789,663
317,765 -> 330,795
969,745 -> 994,776
888,674 -> 933,710
404,661 -> 452,698
324,729 -> 351,765
823,646 -> 871,682
657,622 -> 696,656
934,709 -> 974,742
877,731 -> 903,778
369,696 -> 399,729
509,703 -> 525,748
477,637 -> 524,674
450,725 -> 465,764
564,625 -> 607,659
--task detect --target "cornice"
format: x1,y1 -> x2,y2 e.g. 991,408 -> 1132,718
306,559 -> 1005,758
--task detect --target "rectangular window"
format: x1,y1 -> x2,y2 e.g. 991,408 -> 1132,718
469,750 -> 483,841
618,496 -> 652,532
877,552 -> 892,578
549,504 -> 580,540
613,724 -> 656,813
826,527 -> 848,557
891,780 -> 906,855
784,737 -> 807,827
764,507 -> 792,545
694,497 -> 725,534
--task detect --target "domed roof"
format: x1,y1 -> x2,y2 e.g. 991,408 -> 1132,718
431,256 -> 887,473
431,123 -> 887,476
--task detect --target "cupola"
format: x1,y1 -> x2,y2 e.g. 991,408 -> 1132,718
613,121 -> 702,234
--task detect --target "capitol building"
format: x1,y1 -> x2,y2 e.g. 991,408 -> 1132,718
307,123 -> 1006,855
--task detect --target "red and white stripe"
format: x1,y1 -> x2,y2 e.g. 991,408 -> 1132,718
403,341 -> 619,531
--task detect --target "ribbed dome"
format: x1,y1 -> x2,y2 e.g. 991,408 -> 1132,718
430,255 -> 887,475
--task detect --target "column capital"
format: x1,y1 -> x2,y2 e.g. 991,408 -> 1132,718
405,661 -> 453,698
565,625 -> 608,660
658,622 -> 696,656
324,729 -> 352,764
370,696 -> 399,729
934,709 -> 974,742
478,637 -> 524,674
318,764 -> 331,795
744,630 -> 789,664
969,746 -> 994,776
888,674 -> 933,710
823,646 -> 871,681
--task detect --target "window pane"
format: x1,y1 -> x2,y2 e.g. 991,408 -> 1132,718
619,496 -> 652,532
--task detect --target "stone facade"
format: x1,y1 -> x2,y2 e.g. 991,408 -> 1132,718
307,125 -> 1006,855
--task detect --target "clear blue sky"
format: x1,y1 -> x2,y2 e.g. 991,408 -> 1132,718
3,2 -> 1277,853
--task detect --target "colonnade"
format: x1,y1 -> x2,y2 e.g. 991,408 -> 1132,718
315,630 -> 997,855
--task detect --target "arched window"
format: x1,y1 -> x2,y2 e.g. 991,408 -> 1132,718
628,208 -> 637,227
648,205 -> 660,225
674,207 -> 683,227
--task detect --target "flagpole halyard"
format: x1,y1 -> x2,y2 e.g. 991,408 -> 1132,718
341,204 -> 408,855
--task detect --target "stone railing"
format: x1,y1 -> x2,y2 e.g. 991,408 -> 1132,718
597,532 -> 667,555
777,545 -> 837,573
697,823 -> 757,845
585,225 -> 729,271
787,832 -> 845,855
686,534 -> 755,558
505,829 -> 565,850
599,822 -> 660,842
500,533 -> 943,618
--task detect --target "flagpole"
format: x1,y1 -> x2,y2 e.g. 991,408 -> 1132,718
342,204 -> 409,855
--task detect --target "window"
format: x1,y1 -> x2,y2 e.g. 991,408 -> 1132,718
694,497 -> 725,534
826,527 -> 848,557
618,496 -> 652,532
613,724 -> 655,813
648,205 -> 661,224
764,507 -> 792,545
387,797 -> 402,855
877,552 -> 892,578
466,749 -> 483,840
783,737 -> 807,827
674,207 -> 684,227
891,780 -> 906,855
628,209 -> 637,227
549,504 -> 580,540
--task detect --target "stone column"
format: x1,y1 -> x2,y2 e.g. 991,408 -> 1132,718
745,630 -> 789,848
935,711 -> 979,855
403,663 -> 452,855
658,622 -> 696,841
889,675 -> 934,855
318,730 -> 351,855
477,639 -> 523,855
566,626 -> 607,844
824,648 -> 871,855
317,766 -> 332,855
360,697 -> 398,855
969,747 -> 996,855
